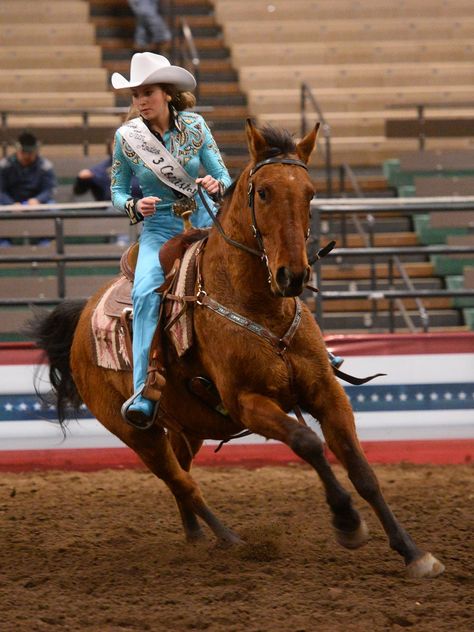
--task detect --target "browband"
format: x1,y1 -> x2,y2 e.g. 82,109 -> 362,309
249,157 -> 308,176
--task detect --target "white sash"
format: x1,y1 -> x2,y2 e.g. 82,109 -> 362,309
119,117 -> 197,198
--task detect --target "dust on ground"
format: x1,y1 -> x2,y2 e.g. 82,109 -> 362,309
0,463 -> 472,631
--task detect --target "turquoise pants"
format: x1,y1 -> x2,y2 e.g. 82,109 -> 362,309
131,210 -> 184,396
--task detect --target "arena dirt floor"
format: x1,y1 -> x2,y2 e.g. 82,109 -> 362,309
0,463 -> 472,632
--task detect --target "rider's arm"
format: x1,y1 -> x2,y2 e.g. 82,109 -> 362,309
110,130 -> 144,224
198,117 -> 233,194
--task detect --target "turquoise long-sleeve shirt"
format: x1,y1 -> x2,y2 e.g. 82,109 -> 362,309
111,111 -> 232,227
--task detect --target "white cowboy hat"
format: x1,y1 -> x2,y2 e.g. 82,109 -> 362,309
111,52 -> 196,91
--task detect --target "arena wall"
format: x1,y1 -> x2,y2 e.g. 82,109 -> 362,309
0,333 -> 472,470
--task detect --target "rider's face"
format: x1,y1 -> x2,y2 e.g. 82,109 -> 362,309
131,84 -> 169,125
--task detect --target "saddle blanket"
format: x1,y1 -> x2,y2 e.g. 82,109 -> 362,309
165,238 -> 203,357
91,278 -> 132,371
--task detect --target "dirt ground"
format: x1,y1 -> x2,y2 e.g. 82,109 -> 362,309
0,463 -> 472,632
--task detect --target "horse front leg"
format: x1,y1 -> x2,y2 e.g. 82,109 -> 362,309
308,377 -> 445,578
238,392 -> 369,550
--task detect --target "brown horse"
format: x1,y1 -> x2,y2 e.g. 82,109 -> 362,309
29,120 -> 444,578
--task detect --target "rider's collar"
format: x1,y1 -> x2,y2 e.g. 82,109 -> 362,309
141,106 -> 182,139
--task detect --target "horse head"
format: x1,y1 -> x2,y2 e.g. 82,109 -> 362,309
243,119 -> 319,297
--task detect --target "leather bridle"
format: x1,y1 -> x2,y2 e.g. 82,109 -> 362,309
197,155 -> 334,281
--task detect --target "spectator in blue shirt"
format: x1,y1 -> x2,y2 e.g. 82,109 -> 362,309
0,131 -> 57,206
73,153 -> 142,202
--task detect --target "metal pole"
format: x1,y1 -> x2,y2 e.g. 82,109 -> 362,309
55,217 -> 66,299
312,205 -> 323,330
324,124 -> 332,198
300,84 -> 307,137
388,257 -> 395,333
367,214 -> 377,327
417,104 -> 425,151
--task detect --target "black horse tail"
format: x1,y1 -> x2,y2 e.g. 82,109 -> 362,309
25,300 -> 87,425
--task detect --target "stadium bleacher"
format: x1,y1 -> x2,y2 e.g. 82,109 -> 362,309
0,0 -> 473,336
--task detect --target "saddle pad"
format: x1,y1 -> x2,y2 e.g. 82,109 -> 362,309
91,278 -> 132,372
165,238 -> 203,357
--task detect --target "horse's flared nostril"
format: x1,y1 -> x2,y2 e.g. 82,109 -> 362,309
275,266 -> 308,296
276,266 -> 291,290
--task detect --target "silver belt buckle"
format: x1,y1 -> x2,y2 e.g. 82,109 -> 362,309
172,197 -> 197,219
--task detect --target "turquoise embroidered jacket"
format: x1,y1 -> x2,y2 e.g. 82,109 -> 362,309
111,111 -> 232,226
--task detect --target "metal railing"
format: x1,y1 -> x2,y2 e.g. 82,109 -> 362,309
331,167 -> 428,332
0,203 -> 133,302
0,108 -> 129,157
310,197 -> 474,332
1,201 -> 474,335
300,83 -> 333,197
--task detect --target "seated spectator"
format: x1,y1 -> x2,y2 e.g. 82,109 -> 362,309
73,155 -> 142,202
73,156 -> 114,202
0,131 -> 57,206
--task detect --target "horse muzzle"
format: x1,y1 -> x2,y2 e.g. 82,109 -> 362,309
274,265 -> 310,297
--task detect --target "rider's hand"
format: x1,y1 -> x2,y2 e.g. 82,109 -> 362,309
137,196 -> 161,217
196,176 -> 221,196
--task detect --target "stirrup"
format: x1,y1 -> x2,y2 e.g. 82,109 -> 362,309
121,386 -> 159,430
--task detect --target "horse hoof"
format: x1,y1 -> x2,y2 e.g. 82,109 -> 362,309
218,529 -> 245,547
406,553 -> 445,578
335,519 -> 369,550
186,529 -> 206,543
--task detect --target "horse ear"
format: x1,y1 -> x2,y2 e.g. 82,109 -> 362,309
245,118 -> 268,161
296,123 -> 320,164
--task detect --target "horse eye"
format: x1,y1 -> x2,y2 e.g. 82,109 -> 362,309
257,188 -> 266,201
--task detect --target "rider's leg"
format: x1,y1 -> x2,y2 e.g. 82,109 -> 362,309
123,230 -> 165,424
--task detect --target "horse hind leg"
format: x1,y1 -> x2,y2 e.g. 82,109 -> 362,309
124,423 -> 242,546
168,431 -> 206,542
238,392 -> 369,551
309,378 -> 445,578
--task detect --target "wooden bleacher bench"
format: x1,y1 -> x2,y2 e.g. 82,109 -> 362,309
464,266 -> 474,288
0,274 -> 116,300
430,211 -> 474,229
0,93 -> 115,111
0,46 -> 102,70
230,40 -> 474,67
384,149 -> 474,194
0,216 -> 131,240
0,24 -> 95,46
0,69 -> 108,93
213,0 -> 474,21
386,117 -> 474,142
239,62 -> 474,91
222,17 -> 474,45
414,177 -> 474,197
0,126 -> 115,151
0,1 -> 88,22
248,86 -> 474,115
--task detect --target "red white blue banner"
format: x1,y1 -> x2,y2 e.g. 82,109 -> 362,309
0,333 -> 472,469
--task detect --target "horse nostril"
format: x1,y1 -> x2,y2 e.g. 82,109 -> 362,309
276,266 -> 291,289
